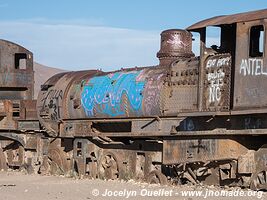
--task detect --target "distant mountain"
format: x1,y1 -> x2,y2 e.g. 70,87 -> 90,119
33,62 -> 67,99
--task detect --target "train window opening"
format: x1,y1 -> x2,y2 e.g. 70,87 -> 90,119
191,32 -> 200,56
220,24 -> 236,54
15,53 -> 27,69
249,25 -> 264,57
206,26 -> 221,51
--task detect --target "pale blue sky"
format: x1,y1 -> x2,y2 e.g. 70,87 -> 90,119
0,0 -> 265,70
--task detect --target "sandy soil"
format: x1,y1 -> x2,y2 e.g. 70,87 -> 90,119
0,171 -> 265,200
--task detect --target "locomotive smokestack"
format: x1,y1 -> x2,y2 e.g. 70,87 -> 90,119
157,29 -> 194,66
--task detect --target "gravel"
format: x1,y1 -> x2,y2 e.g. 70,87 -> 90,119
0,171 -> 265,200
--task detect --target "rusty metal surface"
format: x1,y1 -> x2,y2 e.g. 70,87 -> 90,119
157,29 -> 194,65
164,57 -> 199,113
73,139 -> 98,178
202,54 -> 231,111
39,139 -> 72,176
187,9 -> 267,30
17,121 -> 40,130
74,66 -> 167,118
238,150 -> 255,174
0,101 -> 16,129
19,100 -> 38,120
0,99 -> 38,130
60,121 -> 93,137
0,40 -> 36,133
250,145 -> 267,190
0,39 -> 34,100
37,66 -> 169,135
0,147 -> 7,170
0,41 -> 42,170
6,142 -> 24,167
163,138 -> 248,165
37,70 -> 99,135
56,114 -> 267,138
233,19 -> 267,110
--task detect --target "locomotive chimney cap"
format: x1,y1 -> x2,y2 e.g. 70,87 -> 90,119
157,29 -> 194,65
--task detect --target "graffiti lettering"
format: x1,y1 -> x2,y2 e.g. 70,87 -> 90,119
208,69 -> 225,103
190,139 -> 208,154
41,89 -> 63,121
239,58 -> 266,76
81,71 -> 146,117
206,57 -> 231,68
143,74 -> 163,115
167,34 -> 185,48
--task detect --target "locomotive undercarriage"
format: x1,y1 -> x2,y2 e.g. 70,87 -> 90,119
0,114 -> 267,191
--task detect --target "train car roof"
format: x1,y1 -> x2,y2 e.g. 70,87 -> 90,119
0,39 -> 32,53
187,9 -> 267,31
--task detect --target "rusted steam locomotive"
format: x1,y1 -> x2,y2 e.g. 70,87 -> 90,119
0,9 -> 267,190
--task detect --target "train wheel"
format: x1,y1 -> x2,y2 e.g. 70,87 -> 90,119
98,151 -> 122,180
203,166 -> 220,186
147,170 -> 168,185
6,143 -> 24,168
40,147 -> 69,175
0,147 -> 7,171
250,170 -> 267,190
250,145 -> 267,190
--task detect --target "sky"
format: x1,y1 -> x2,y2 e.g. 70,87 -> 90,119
0,0 -> 266,71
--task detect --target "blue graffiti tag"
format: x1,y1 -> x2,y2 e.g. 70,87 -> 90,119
81,71 -> 145,117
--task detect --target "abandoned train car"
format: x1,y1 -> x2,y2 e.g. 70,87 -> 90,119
0,9 -> 267,190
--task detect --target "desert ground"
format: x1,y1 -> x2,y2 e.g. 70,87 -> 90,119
0,171 -> 265,200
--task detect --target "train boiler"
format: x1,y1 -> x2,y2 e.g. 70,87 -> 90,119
37,30 -> 196,135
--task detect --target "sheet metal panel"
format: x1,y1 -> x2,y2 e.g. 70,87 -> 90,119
233,20 -> 267,109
